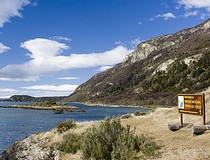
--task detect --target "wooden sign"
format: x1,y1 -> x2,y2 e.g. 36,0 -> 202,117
178,93 -> 205,125
178,94 -> 204,115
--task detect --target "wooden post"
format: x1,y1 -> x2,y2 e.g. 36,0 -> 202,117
203,93 -> 206,125
180,114 -> 183,127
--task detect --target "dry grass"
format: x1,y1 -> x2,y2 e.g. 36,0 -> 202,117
29,101 -> 210,160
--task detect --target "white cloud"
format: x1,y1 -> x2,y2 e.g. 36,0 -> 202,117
115,41 -> 125,46
0,88 -> 17,93
57,77 -> 79,80
21,84 -> 78,92
200,13 -> 206,19
50,36 -> 72,42
176,0 -> 210,19
156,12 -> 176,20
115,38 -> 141,49
130,38 -> 141,48
149,17 -> 155,21
0,88 -> 17,99
0,43 -> 10,53
21,38 -> 70,59
0,38 -> 132,81
184,11 -> 199,17
0,0 -> 31,27
178,0 -> 210,11
96,66 -> 113,72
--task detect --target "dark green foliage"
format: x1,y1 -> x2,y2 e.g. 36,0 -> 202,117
56,120 -> 76,133
81,118 -> 123,159
142,52 -> 210,93
58,133 -> 82,153
32,101 -> 57,107
111,126 -> 138,160
134,111 -> 146,116
137,135 -> 158,157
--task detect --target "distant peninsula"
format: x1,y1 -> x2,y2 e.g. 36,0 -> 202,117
0,101 -> 85,113
0,95 -> 66,102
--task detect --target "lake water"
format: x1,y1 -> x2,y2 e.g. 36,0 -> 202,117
0,102 -> 147,154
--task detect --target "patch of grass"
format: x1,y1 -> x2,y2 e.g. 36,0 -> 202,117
121,114 -> 132,119
56,120 -> 76,133
134,111 -> 147,116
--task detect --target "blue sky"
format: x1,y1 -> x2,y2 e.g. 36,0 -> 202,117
0,0 -> 209,98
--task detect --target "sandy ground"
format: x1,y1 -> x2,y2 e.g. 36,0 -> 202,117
121,106 -> 210,160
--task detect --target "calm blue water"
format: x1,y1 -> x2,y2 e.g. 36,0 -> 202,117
0,102 -> 147,154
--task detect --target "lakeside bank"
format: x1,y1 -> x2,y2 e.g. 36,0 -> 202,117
0,102 -> 146,155
1,105 -> 210,160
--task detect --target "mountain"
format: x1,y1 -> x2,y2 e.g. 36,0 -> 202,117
4,95 -> 66,102
65,19 -> 210,106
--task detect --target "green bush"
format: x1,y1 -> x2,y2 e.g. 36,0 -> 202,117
58,133 -> 82,153
111,126 -> 137,160
58,118 -> 158,159
82,118 -> 122,159
134,111 -> 146,116
56,120 -> 76,133
136,135 -> 158,157
121,114 -> 132,119
81,117 -> 158,159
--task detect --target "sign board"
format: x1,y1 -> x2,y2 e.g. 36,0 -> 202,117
178,93 -> 206,125
178,94 -> 204,116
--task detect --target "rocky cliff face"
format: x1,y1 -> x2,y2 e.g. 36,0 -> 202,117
66,19 -> 210,106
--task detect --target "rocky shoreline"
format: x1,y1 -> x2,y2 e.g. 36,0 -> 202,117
0,129 -> 61,160
0,121 -> 98,160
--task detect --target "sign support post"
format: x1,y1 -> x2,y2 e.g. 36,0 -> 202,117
203,93 -> 206,125
180,114 -> 183,127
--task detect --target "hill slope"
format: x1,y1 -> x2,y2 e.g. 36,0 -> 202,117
66,19 -> 210,106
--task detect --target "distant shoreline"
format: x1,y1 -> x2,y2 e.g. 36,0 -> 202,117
74,101 -> 175,110
0,105 -> 85,112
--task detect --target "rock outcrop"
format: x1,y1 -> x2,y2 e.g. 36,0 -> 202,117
0,130 -> 60,160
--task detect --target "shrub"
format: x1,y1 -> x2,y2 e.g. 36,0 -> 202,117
121,114 -> 132,119
81,117 -> 158,159
111,126 -> 137,160
134,111 -> 146,116
56,120 -> 76,133
82,118 -> 123,159
58,118 -> 158,159
58,133 -> 81,153
136,135 -> 158,157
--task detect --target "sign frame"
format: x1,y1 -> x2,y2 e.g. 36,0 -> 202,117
178,93 -> 205,126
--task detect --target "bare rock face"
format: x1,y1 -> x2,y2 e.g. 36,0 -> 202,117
124,19 -> 210,66
66,19 -> 210,106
